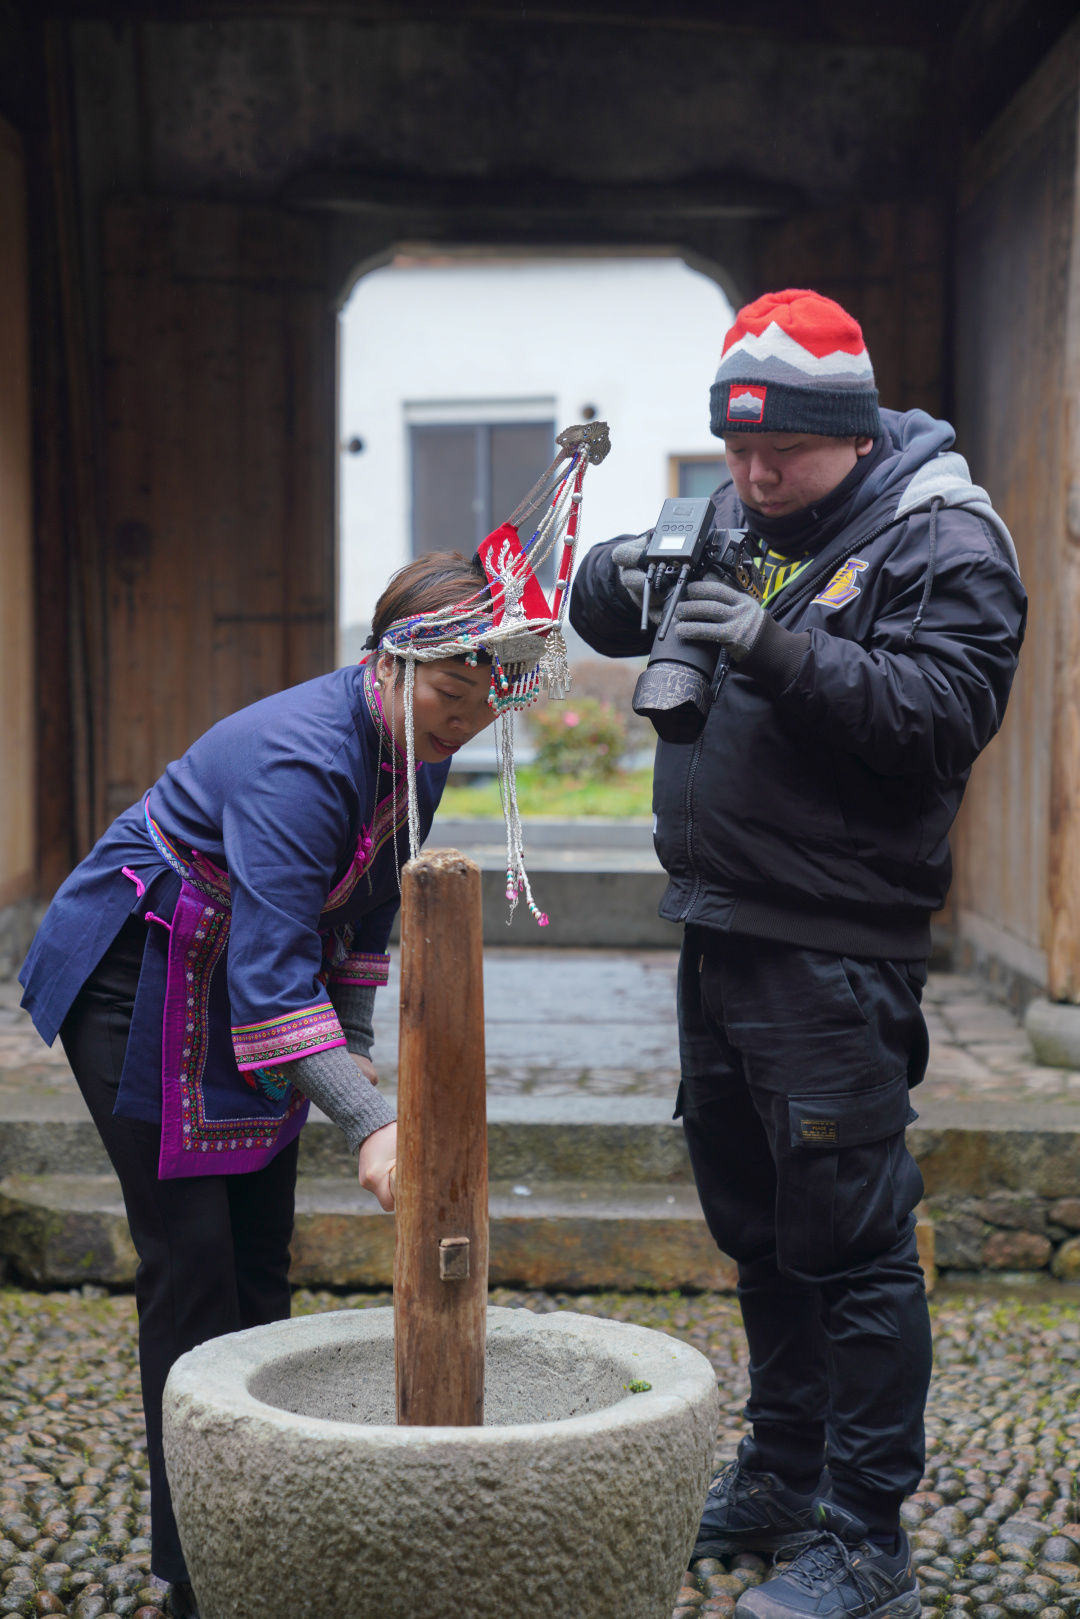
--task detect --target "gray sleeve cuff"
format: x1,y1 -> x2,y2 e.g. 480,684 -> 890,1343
289,1045 -> 396,1153
328,981 -> 376,1058
739,614 -> 811,693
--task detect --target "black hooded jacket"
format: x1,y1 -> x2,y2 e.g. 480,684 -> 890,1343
569,410 -> 1028,959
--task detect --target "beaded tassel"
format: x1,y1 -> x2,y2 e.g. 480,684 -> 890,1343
496,711 -> 548,927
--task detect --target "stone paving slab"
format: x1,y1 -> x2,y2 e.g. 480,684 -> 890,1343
4,954 -> 1080,1110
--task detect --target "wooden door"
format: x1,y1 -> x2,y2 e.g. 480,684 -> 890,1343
0,117 -> 34,908
101,200 -> 335,826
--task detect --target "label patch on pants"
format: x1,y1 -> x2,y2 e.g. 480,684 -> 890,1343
789,1078 -> 916,1150
799,1117 -> 840,1145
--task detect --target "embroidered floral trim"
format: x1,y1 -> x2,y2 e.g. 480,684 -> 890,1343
232,1001 -> 346,1070
323,826 -> 375,913
327,951 -> 390,987
167,897 -> 307,1162
144,796 -> 230,903
319,665 -> 414,914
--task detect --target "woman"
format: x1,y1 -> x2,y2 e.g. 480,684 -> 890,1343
19,551 -> 502,1619
20,420 -> 608,1618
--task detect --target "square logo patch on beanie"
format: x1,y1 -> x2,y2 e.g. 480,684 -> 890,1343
726,384 -> 767,423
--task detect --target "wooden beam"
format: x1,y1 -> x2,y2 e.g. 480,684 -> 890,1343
951,0 -> 1079,137
0,115 -> 35,908
44,18 -> 107,852
285,168 -> 801,222
31,0 -> 967,51
1047,52 -> 1080,1001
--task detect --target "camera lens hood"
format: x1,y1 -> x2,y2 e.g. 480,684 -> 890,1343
632,659 -> 712,744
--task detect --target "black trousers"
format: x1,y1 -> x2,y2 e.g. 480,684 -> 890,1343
676,928 -> 933,1536
60,917 -> 299,1584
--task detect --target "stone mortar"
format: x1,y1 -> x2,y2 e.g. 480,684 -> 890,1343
163,1304 -> 720,1619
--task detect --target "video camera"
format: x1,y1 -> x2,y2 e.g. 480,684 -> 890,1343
631,497 -> 763,744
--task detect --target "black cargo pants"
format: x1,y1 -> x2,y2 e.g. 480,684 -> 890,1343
60,916 -> 299,1585
676,927 -> 933,1536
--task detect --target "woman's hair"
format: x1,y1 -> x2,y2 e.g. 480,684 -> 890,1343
367,551 -> 490,650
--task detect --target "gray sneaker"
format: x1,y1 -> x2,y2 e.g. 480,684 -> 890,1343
693,1440 -> 819,1560
734,1504 -> 920,1619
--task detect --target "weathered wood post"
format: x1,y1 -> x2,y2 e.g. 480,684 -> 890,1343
394,848 -> 488,1426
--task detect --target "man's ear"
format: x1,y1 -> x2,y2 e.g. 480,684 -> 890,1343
855,436 -> 875,458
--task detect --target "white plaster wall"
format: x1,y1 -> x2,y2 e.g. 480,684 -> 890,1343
338,255 -> 733,655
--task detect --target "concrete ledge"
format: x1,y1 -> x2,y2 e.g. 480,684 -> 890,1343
911,1108 -> 1080,1199
0,1171 -> 936,1293
395,818 -> 679,946
2,1094 -> 1076,1290
0,1172 -> 737,1291
290,1178 -> 738,1291
393,866 -> 676,946
0,1173 -> 138,1285
0,1093 -> 698,1183
6,1093 -> 1080,1188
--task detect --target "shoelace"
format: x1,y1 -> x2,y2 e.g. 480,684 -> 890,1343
778,1531 -> 884,1604
706,1458 -> 745,1501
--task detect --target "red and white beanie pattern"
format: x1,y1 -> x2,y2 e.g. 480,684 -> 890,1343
709,288 -> 881,439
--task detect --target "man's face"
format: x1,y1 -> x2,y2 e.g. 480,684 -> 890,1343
723,432 -> 874,519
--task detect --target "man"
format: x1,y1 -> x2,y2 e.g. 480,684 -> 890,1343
569,289 -> 1026,1619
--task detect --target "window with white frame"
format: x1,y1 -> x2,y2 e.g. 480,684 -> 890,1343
407,400 -> 556,580
669,452 -> 726,499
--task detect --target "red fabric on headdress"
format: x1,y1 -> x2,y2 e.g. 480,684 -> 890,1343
477,522 -> 552,625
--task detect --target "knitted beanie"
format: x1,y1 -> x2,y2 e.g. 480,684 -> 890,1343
709,288 -> 881,439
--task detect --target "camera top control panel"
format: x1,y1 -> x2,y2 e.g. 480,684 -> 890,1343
638,500 -> 760,634
639,497 -> 717,633
646,497 -> 717,564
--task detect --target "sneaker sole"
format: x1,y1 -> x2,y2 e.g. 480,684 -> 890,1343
734,1584 -> 921,1619
692,1527 -> 815,1560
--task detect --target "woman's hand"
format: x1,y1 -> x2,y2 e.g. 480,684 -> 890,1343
352,1054 -> 379,1087
357,1119 -> 396,1211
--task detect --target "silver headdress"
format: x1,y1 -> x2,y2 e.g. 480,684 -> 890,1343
377,422 -> 611,925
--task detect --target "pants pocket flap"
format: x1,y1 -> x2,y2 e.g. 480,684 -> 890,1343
789,1073 -> 915,1149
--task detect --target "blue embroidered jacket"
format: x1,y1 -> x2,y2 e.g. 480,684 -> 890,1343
20,662 -> 449,1129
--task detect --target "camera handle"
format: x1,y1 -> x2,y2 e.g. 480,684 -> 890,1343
642,562 -> 693,640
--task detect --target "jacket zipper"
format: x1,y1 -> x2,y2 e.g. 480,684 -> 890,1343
679,737 -> 704,921
677,663 -> 727,921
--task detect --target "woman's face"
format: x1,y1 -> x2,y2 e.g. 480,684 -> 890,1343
375,652 -> 497,765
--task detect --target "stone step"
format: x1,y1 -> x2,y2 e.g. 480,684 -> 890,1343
5,1092 -> 1080,1192
0,1094 -> 695,1183
0,1170 -> 939,1292
4,1090 -> 1079,1289
406,816 -> 677,947
0,1172 -> 737,1291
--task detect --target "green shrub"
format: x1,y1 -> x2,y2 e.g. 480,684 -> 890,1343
529,696 -> 628,778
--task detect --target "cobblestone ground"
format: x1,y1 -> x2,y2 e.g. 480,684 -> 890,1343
1,1284 -> 1078,1617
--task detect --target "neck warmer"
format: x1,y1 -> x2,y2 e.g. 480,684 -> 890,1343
744,437 -> 888,557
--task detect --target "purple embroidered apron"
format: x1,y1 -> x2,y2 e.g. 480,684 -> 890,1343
136,797 -> 385,1181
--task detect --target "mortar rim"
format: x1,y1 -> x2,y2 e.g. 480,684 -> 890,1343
164,1304 -> 718,1446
